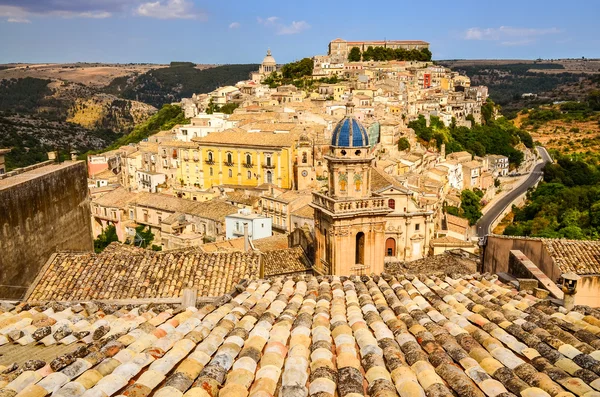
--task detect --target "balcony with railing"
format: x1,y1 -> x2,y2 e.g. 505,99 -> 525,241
312,192 -> 390,215
205,158 -> 215,165
224,161 -> 235,167
243,162 -> 254,169
262,162 -> 275,169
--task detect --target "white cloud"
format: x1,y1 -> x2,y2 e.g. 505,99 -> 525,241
136,0 -> 205,20
463,26 -> 561,45
7,17 -> 30,23
258,15 -> 310,35
229,21 -> 240,29
0,2 -> 117,22
277,20 -> 310,35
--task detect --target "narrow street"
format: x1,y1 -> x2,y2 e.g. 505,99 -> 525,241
476,146 -> 552,237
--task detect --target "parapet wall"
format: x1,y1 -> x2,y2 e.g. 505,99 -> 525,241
0,161 -> 93,299
483,235 -> 561,282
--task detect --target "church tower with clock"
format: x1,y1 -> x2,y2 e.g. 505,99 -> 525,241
311,103 -> 392,276
296,132 -> 314,190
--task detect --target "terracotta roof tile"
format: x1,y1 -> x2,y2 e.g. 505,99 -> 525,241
4,272 -> 600,397
26,249 -> 260,301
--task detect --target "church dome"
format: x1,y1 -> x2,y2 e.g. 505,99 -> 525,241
331,115 -> 369,148
262,49 -> 276,66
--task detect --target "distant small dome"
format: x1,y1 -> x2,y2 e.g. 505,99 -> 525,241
331,115 -> 369,148
262,49 -> 276,66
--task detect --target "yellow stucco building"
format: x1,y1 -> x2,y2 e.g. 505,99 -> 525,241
178,128 -> 299,190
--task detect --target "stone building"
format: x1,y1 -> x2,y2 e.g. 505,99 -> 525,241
0,148 -> 9,174
312,104 -> 392,276
0,161 -> 93,299
328,38 -> 430,61
250,49 -> 278,83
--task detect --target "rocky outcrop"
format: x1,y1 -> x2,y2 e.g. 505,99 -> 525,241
67,93 -> 156,132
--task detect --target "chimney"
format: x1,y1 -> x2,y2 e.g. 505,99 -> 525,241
561,272 -> 581,311
243,223 -> 250,252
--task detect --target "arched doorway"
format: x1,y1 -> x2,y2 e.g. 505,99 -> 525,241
266,171 -> 273,184
385,238 -> 396,257
355,232 -> 365,264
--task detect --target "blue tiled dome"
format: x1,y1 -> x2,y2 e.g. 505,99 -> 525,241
331,116 -> 369,147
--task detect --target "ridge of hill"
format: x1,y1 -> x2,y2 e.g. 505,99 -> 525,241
102,62 -> 259,108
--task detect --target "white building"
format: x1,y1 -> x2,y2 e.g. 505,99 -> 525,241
176,113 -> 235,142
486,154 -> 509,177
136,170 -> 166,193
225,208 -> 272,241
437,161 -> 463,190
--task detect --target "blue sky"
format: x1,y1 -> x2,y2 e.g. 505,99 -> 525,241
0,0 -> 598,64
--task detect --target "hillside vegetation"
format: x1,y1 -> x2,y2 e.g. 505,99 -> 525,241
100,104 -> 188,152
504,156 -> 600,239
438,61 -> 593,117
0,77 -> 155,170
408,105 -> 534,167
103,63 -> 258,108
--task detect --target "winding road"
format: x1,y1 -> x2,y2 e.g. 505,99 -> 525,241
476,146 -> 552,237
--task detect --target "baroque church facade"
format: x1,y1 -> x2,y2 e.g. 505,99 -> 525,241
311,104 -> 392,276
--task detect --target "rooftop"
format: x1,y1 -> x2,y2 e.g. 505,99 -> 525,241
25,248 -> 260,301
0,161 -> 82,189
193,129 -> 300,148
3,270 -> 597,397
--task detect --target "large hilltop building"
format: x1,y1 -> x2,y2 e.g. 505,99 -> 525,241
329,38 -> 430,61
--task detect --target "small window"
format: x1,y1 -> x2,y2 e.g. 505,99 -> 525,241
228,169 -> 233,178
227,152 -> 233,164
415,223 -> 420,231
210,167 -> 213,176
208,152 -> 213,162
302,152 -> 308,164
247,171 -> 251,179
388,199 -> 395,209
246,153 -> 252,165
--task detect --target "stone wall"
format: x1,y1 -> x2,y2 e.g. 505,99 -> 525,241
483,236 -> 561,282
0,161 -> 93,299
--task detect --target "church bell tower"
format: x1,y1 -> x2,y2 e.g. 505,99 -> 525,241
311,103 -> 392,276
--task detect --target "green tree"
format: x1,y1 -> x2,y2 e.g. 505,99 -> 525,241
460,190 -> 483,226
94,224 -> 119,253
397,137 -> 410,151
135,225 -> 155,248
348,47 -> 361,62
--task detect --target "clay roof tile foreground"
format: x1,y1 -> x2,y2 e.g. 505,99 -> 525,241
4,271 -> 600,397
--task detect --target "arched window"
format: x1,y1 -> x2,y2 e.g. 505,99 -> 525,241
386,238 -> 396,257
246,153 -> 252,165
207,152 -> 213,162
302,152 -> 308,164
388,199 -> 395,209
247,171 -> 251,179
355,232 -> 365,264
227,152 -> 233,164
228,169 -> 232,178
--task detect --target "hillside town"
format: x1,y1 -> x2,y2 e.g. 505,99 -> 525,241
84,40 -> 524,270
4,17 -> 600,397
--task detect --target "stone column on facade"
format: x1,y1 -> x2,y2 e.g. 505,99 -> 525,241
256,152 -> 261,187
237,150 -> 242,185
218,149 -> 223,185
277,152 -> 282,188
